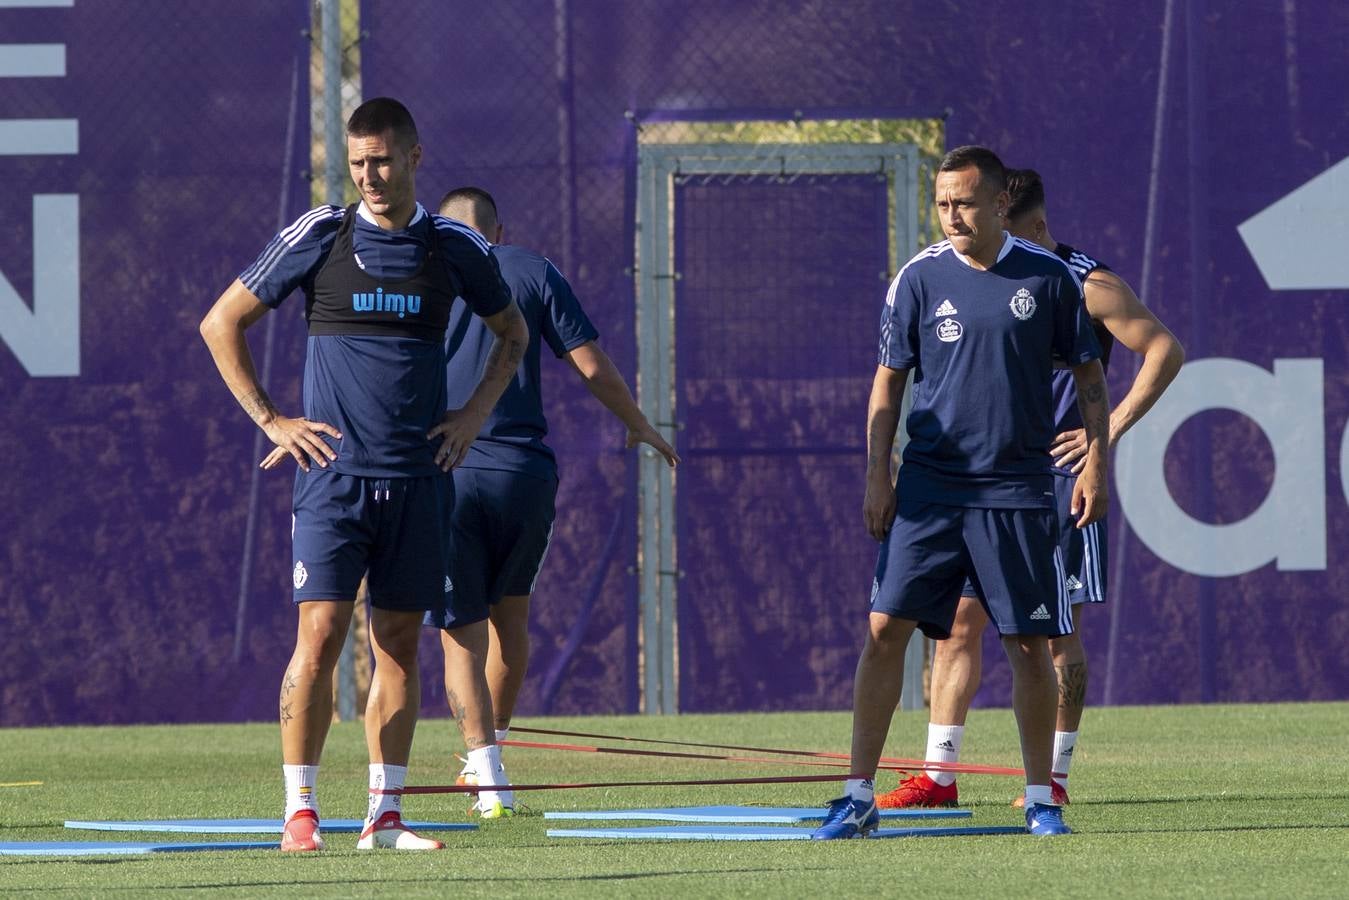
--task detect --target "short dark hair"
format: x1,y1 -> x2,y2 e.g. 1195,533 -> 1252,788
346,97 -> 419,148
1005,168 -> 1046,221
438,186 -> 498,221
938,145 -> 1007,193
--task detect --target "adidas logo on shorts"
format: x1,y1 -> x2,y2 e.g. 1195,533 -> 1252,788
1029,604 -> 1051,621
1066,575 -> 1083,590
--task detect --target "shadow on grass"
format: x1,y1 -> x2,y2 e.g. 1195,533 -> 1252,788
1,865 -> 830,892
1089,822 -> 1349,836
1057,792 -> 1349,806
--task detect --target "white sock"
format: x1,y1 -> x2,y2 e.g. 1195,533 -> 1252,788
1024,783 -> 1054,807
467,745 -> 512,808
494,728 -> 510,743
365,763 -> 406,822
1051,730 -> 1078,788
283,764 -> 319,822
844,778 -> 874,803
924,723 -> 964,787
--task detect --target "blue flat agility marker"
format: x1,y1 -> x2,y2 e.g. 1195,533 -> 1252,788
548,824 -> 1025,841
0,840 -> 275,857
64,819 -> 475,835
544,805 -> 970,824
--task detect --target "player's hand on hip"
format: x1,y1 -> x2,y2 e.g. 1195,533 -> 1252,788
626,423 -> 681,467
863,477 -> 897,541
428,408 -> 483,471
1071,465 -> 1108,528
259,446 -> 289,469
1050,427 -> 1089,473
261,416 -> 341,472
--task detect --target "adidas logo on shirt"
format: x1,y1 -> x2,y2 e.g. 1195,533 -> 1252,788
1066,575 -> 1083,590
934,299 -> 958,317
1029,605 -> 1051,621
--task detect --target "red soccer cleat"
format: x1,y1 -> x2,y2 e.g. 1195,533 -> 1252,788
1012,781 -> 1070,808
876,771 -> 959,809
280,809 -> 325,852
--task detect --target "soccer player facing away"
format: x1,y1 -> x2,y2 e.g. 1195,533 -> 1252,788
200,98 -> 528,851
427,187 -> 679,817
812,146 -> 1109,840
878,168 -> 1184,810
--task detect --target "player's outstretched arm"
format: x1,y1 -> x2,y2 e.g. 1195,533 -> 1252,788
1068,359 -> 1110,527
429,302 -> 529,471
864,365 -> 909,541
564,341 -> 679,467
1050,271 -> 1185,472
199,279 -> 340,472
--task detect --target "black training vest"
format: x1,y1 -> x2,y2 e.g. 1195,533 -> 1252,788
307,204 -> 460,343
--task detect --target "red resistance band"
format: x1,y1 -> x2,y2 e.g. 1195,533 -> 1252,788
385,772 -> 871,795
506,728 -> 1026,778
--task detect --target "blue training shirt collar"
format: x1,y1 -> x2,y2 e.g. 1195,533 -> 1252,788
951,231 -> 1015,268
356,200 -> 426,229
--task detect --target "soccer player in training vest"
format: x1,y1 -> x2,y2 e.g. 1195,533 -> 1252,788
201,98 -> 528,851
812,146 -> 1109,840
876,168 -> 1184,811
426,187 -> 679,817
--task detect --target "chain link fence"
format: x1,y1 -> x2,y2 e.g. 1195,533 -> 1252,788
4,0 -> 1346,727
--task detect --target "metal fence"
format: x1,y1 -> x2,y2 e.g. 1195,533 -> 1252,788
2,0 -> 1347,727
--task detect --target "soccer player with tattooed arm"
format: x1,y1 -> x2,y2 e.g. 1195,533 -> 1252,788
813,146 -> 1108,839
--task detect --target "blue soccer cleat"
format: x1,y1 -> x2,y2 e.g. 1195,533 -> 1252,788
1024,802 -> 1072,836
811,795 -> 880,840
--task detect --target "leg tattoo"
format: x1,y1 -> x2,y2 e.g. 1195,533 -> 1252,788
280,669 -> 299,727
1056,662 -> 1088,712
447,689 -> 466,737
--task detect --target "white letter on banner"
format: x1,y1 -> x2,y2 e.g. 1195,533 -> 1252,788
1114,358 -> 1325,576
0,194 -> 80,376
1341,411 -> 1349,511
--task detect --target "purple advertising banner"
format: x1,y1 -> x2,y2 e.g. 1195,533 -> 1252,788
4,0 -> 1346,727
0,1 -> 310,725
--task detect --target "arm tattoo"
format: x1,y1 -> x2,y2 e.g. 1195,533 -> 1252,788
240,388 -> 279,425
484,336 -> 525,378
1076,375 -> 1109,446
867,419 -> 892,469
1055,662 -> 1088,713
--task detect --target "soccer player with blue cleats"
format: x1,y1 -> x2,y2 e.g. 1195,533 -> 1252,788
811,791 -> 880,840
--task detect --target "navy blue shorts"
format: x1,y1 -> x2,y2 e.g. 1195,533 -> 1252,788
291,469 -> 453,612
424,467 -> 557,630
872,496 -> 1072,638
1054,474 -> 1107,605
961,475 -> 1107,607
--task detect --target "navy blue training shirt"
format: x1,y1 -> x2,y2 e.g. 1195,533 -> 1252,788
445,242 -> 599,480
239,202 -> 511,477
879,234 -> 1101,508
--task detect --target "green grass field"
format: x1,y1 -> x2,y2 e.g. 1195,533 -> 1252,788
2,703 -> 1346,897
